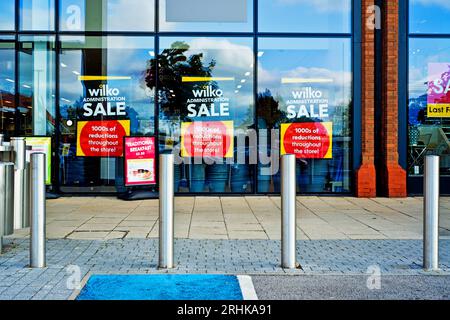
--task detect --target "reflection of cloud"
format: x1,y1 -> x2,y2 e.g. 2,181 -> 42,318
276,0 -> 350,12
258,63 -> 352,107
186,38 -> 253,74
107,0 -> 155,30
414,0 -> 450,10
259,64 -> 351,89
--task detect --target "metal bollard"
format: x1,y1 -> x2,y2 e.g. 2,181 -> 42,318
281,154 -> 297,269
0,162 -> 15,254
30,153 -> 46,268
158,153 -> 175,269
11,137 -> 27,230
423,155 -> 440,271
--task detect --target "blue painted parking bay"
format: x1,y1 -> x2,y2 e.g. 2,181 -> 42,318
76,274 -> 257,300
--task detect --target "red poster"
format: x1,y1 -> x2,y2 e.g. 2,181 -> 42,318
76,120 -> 130,157
124,136 -> 156,186
181,121 -> 234,158
281,122 -> 333,159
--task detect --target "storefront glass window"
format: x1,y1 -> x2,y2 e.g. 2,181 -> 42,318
58,36 -> 155,192
0,2 -> 15,31
257,38 -> 352,193
258,0 -> 351,34
158,37 -> 255,193
18,35 -> 56,136
20,0 -> 55,30
59,0 -> 155,32
159,0 -> 253,32
0,42 -> 15,138
408,38 -> 450,177
410,0 -> 450,34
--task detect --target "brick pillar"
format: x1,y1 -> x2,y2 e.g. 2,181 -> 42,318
356,0 -> 377,198
379,0 -> 407,197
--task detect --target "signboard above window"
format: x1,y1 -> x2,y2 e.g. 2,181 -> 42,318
166,0 -> 247,23
160,0 -> 252,32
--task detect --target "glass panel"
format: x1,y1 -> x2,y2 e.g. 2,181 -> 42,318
408,38 -> 450,177
410,0 -> 450,34
0,42 -> 16,138
59,36 -> 155,192
59,0 -> 155,32
259,0 -> 351,33
0,1 -> 15,31
20,0 -> 55,30
18,35 -> 56,136
257,38 -> 352,193
158,37 -> 254,193
159,0 -> 253,32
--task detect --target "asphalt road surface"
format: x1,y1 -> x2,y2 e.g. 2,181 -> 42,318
252,275 -> 450,300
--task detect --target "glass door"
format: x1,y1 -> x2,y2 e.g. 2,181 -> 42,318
58,36 -> 155,193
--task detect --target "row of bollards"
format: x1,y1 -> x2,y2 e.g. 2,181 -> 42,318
157,154 -> 442,271
0,134 -> 46,268
0,137 -> 442,272
157,153 -> 299,269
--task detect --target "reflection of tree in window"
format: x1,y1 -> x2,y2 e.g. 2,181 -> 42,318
144,41 -> 218,120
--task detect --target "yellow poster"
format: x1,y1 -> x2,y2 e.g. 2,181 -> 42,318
181,121 -> 234,158
281,122 -> 333,159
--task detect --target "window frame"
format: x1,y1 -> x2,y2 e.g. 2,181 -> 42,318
0,0 -> 359,195
403,0 -> 450,195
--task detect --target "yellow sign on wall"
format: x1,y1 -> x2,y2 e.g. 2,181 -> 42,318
427,104 -> 450,118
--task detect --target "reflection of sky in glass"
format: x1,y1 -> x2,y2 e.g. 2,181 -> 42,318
20,0 -> 55,30
410,0 -> 450,34
159,37 -> 254,128
259,0 -> 351,33
409,38 -> 450,124
59,0 -> 154,31
159,0 -> 252,32
258,38 -> 351,136
0,46 -> 15,94
0,2 -> 15,30
59,37 -> 155,134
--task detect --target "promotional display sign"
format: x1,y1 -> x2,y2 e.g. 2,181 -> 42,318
427,63 -> 450,118
181,121 -> 234,158
76,120 -> 130,157
124,136 -> 156,186
283,83 -> 331,121
281,122 -> 333,159
180,77 -> 235,159
25,137 -> 52,185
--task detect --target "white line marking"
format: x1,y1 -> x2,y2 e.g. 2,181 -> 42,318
237,275 -> 258,300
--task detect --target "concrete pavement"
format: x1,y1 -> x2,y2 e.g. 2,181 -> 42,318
8,196 -> 450,241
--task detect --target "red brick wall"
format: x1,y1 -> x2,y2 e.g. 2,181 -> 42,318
379,0 -> 407,197
356,0 -> 377,197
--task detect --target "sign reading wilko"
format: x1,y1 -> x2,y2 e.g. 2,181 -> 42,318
82,84 -> 127,117
281,122 -> 333,159
186,85 -> 230,118
286,87 -> 329,119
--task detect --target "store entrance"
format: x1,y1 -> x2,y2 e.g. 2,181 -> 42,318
58,36 -> 156,194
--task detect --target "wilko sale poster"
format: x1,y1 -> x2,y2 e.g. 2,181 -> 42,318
76,120 -> 130,157
281,122 -> 333,159
181,121 -> 234,158
124,136 -> 156,186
